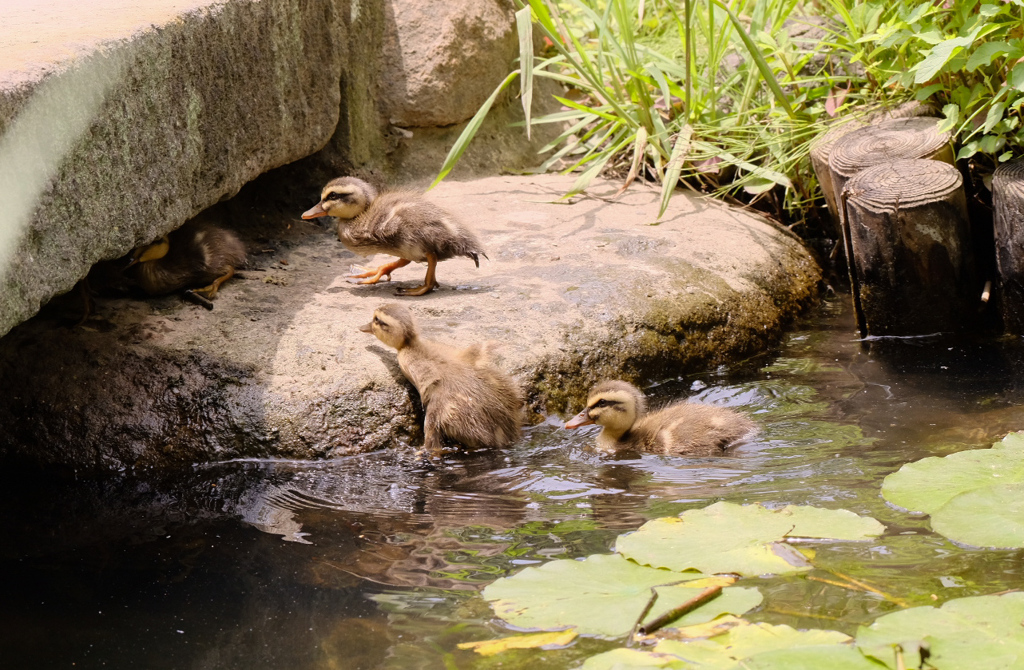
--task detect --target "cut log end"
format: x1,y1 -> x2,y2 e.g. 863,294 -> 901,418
829,117 -> 953,179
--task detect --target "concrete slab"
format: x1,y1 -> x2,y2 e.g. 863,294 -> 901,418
0,174 -> 820,471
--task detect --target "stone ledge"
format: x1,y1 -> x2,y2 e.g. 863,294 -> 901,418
0,175 -> 821,471
0,0 -> 347,338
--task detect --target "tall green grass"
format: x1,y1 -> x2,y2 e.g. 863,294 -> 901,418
432,0 -> 873,225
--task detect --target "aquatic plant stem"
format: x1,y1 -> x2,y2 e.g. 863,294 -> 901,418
637,585 -> 723,635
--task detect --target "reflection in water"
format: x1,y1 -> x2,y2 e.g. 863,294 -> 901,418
4,297 -> 1024,668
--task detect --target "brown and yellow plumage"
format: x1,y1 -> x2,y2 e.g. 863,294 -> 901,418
360,303 -> 522,456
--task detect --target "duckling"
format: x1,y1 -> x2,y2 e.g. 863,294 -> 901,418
360,303 -> 522,456
302,177 -> 485,296
565,380 -> 755,456
126,221 -> 246,305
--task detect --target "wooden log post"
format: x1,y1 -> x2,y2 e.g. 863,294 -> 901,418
827,117 -> 954,331
843,159 -> 976,336
810,102 -> 936,230
993,159 -> 1024,334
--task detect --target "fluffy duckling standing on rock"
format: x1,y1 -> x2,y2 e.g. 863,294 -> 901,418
361,303 -> 522,457
565,380 -> 755,456
302,177 -> 486,296
127,221 -> 246,308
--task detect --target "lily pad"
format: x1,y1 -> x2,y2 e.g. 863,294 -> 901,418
457,629 -> 578,656
856,592 -> 1024,669
617,502 -> 885,576
720,645 -> 887,669
881,434 -> 1024,546
654,623 -> 852,668
481,553 -> 762,638
882,437 -> 1024,515
581,648 -> 689,670
931,482 -> 1024,548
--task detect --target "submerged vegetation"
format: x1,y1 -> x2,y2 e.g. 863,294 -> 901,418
436,0 -> 1024,232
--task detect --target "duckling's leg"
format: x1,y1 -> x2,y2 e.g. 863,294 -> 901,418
423,407 -> 447,459
348,258 -> 411,284
395,252 -> 439,296
192,267 -> 236,300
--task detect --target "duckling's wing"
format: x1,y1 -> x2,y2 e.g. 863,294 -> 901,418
640,403 -> 754,456
399,355 -> 444,401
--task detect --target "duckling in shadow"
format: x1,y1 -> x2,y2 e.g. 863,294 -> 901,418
126,221 -> 246,308
302,177 -> 485,296
565,380 -> 755,456
360,303 -> 522,457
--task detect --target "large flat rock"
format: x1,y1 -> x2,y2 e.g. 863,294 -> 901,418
0,175 -> 820,471
0,0 -> 347,338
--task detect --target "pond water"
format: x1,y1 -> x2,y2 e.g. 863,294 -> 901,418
4,295 -> 1024,669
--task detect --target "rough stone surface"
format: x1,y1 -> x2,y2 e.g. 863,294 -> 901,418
0,175 -> 820,472
0,0 -> 346,338
380,0 -> 518,128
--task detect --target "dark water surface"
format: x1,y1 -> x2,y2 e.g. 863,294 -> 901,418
4,297 -> 1024,669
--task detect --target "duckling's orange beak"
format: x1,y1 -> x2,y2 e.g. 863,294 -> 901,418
302,202 -> 328,219
358,322 -> 373,333
564,409 -> 594,429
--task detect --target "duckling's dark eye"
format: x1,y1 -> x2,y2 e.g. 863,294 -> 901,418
592,399 -> 610,409
323,193 -> 341,201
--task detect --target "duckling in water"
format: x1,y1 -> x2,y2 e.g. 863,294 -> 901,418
302,177 -> 485,296
360,303 -> 522,456
565,380 -> 755,456
127,221 -> 246,307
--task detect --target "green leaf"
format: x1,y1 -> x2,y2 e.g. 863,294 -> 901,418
617,502 -> 885,576
516,6 -> 534,141
657,125 -> 692,219
726,646 -> 889,669
482,553 -> 761,638
932,482 -> 1024,548
914,36 -> 976,84
914,83 -> 945,101
939,103 -> 960,133
984,102 -> 1008,134
881,437 -> 1024,515
429,70 -> 519,189
581,648 -> 688,670
966,41 -> 1013,71
1011,62 -> 1024,90
856,593 -> 1024,669
654,623 -> 853,669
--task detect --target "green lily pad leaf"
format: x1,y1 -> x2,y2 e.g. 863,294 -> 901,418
856,592 -> 1024,669
995,430 -> 1024,450
481,553 -> 762,638
654,623 -> 852,668
932,481 -> 1024,548
617,502 -> 885,576
722,645 -> 888,669
581,648 -> 689,670
882,439 -> 1024,515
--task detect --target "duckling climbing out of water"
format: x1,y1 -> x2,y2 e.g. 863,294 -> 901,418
565,380 -> 755,456
360,303 -> 522,457
302,177 -> 486,296
127,221 -> 246,308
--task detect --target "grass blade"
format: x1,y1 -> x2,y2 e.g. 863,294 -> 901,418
658,125 -> 693,219
430,70 -> 520,189
516,6 -> 534,140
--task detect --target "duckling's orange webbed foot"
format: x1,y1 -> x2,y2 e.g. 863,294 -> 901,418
395,281 -> 439,296
192,267 -> 236,300
395,252 -> 438,297
348,258 -> 411,284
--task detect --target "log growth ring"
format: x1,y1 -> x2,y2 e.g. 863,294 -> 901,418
994,159 -> 1024,200
829,117 -> 951,178
845,159 -> 963,214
